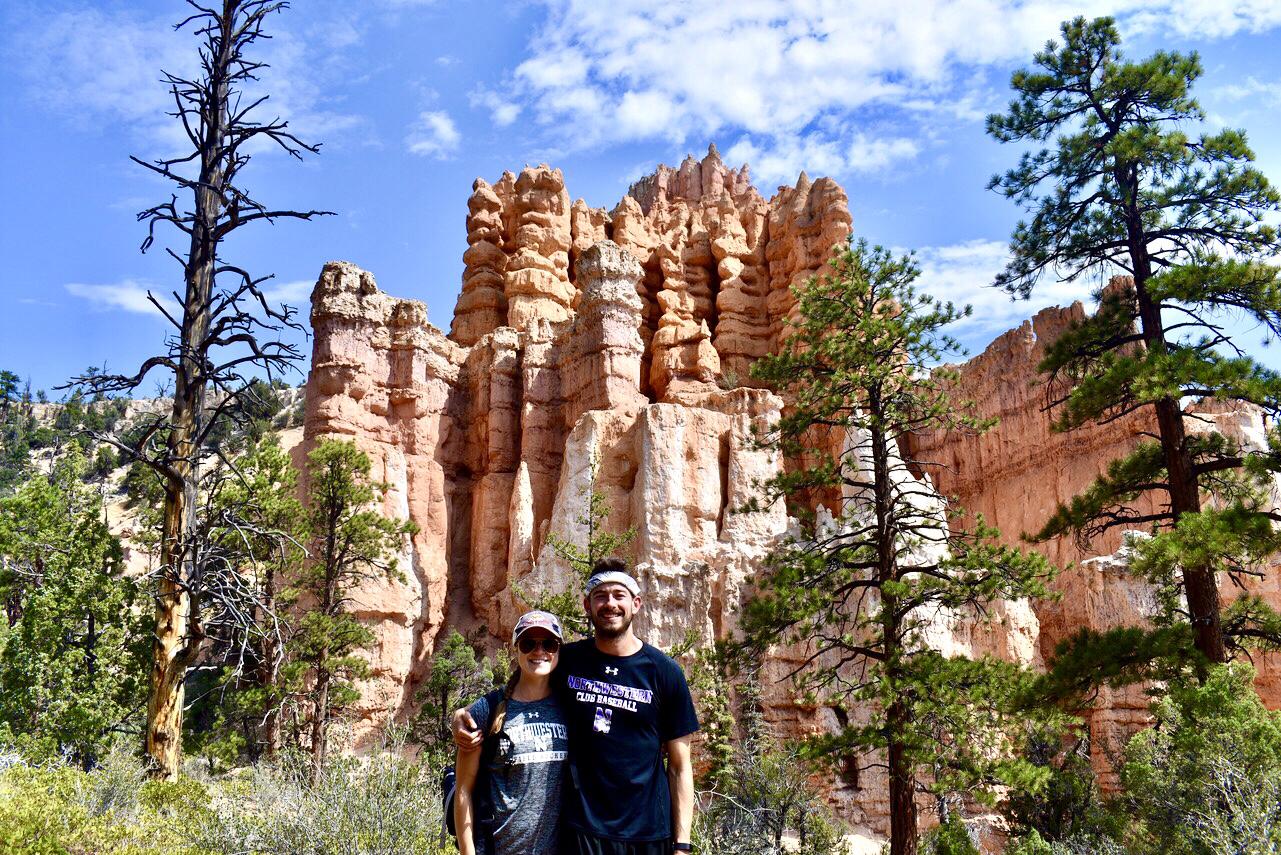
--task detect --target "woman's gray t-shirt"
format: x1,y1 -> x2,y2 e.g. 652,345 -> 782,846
467,693 -> 568,855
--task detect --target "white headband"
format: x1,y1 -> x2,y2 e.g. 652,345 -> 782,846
584,570 -> 641,598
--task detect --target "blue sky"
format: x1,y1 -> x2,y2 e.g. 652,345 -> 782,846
2,0 -> 1280,393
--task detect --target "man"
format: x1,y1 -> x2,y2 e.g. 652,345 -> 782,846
454,557 -> 699,855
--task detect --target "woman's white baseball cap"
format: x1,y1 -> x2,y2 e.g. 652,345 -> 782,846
511,610 -> 564,644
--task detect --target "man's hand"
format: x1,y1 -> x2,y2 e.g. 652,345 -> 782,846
452,707 -> 483,752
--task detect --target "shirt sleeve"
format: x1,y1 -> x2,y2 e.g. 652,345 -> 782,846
467,693 -> 493,734
658,655 -> 700,742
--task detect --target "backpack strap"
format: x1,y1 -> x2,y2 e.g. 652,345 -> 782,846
473,675 -> 519,849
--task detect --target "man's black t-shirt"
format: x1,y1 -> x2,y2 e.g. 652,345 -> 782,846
555,638 -> 700,842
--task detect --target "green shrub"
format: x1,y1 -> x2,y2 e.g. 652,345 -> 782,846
92,444 -> 119,479
410,629 -> 505,770
1003,830 -> 1052,855
1002,730 -> 1109,844
922,814 -> 979,855
74,743 -> 147,817
140,775 -> 212,816
0,763 -> 82,855
1119,663 -> 1281,854
0,749 -> 207,855
693,746 -> 847,855
198,743 -> 448,854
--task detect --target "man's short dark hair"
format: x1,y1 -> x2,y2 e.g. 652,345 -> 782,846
591,556 -> 629,576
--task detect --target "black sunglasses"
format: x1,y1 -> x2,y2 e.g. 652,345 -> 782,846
517,636 -> 561,654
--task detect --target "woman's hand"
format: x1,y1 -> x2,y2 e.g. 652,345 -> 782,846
452,707 -> 484,751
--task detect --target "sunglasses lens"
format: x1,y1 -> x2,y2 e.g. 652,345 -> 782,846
518,637 -> 560,654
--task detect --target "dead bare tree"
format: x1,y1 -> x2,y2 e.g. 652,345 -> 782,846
67,0 -> 331,778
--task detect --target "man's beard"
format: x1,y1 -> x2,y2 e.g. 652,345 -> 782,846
591,608 -> 633,639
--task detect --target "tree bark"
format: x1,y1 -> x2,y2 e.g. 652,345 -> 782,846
258,564 -> 282,758
260,630 -> 282,758
870,401 -> 918,855
887,702 -> 918,855
1126,199 -> 1227,664
310,646 -> 329,782
311,521 -> 339,782
143,3 -> 231,777
147,445 -> 201,777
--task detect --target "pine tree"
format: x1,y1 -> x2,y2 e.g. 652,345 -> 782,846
987,16 -> 1281,664
188,434 -> 305,762
63,0 -> 330,777
296,439 -> 415,779
410,629 -> 505,768
743,240 -> 1058,855
0,451 -> 149,766
0,370 -> 35,493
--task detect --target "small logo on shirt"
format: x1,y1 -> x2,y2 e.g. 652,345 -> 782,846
593,706 -> 613,733
604,666 -> 619,675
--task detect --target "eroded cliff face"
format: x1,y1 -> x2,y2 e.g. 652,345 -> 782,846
302,149 -> 1277,845
306,145 -> 856,655
904,301 -> 1281,787
304,149 -> 923,841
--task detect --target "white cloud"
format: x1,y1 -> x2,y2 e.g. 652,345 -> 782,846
726,137 -> 847,187
405,110 -> 461,157
615,90 -> 679,139
1125,0 -> 1281,39
911,239 -> 1089,345
66,277 -> 313,316
21,8 -> 194,148
1215,76 -> 1281,105
516,52 -> 591,90
493,0 -> 1281,178
727,132 -> 922,186
254,25 -> 370,146
263,280 -> 315,305
16,6 -> 367,154
470,88 -> 522,127
848,136 -> 922,174
65,280 -> 178,318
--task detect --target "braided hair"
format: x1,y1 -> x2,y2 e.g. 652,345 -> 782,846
489,669 -> 521,735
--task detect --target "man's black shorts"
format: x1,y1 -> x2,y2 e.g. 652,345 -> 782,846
566,830 -> 673,855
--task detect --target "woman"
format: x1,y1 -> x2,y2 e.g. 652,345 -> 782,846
455,610 -> 569,855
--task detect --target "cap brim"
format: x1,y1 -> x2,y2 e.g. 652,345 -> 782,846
513,624 -> 562,641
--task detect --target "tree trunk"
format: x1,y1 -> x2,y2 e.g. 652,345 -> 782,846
1126,189 -> 1226,664
81,608 -> 99,771
888,705 -> 918,855
145,254 -> 212,776
259,567 -> 282,758
3,557 -> 21,627
1153,394 -> 1226,663
142,3 -> 234,777
311,646 -> 330,782
261,633 -> 282,757
311,490 -> 341,781
870,406 -> 918,855
146,462 -> 198,778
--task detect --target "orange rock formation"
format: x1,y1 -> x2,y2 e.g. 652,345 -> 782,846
302,148 -> 1277,846
905,301 -> 1281,787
